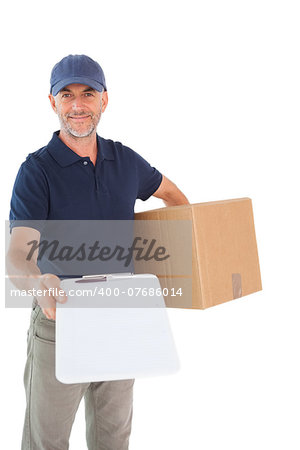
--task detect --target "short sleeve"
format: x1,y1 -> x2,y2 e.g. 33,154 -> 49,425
9,158 -> 49,232
133,151 -> 163,201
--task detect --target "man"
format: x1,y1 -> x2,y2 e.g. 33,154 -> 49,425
6,54 -> 189,450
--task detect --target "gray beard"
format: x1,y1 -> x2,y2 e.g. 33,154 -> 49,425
57,106 -> 102,138
59,117 -> 99,138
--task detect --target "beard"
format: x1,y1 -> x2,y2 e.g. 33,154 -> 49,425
57,107 -> 102,138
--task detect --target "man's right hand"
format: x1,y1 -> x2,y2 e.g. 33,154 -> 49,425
35,273 -> 68,320
6,227 -> 68,320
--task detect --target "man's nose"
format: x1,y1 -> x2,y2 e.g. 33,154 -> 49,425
71,96 -> 85,109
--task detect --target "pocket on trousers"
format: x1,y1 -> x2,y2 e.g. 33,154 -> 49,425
34,317 -> 56,344
34,335 -> 55,345
33,334 -> 55,373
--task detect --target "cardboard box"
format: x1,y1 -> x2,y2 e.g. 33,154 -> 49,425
134,198 -> 262,309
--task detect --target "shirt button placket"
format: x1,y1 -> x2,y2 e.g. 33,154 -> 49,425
94,163 -> 100,192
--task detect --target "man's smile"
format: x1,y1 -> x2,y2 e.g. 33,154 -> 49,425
68,115 -> 90,121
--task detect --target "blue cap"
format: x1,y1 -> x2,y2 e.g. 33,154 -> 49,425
50,54 -> 107,96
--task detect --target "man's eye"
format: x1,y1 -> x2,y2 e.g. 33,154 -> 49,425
85,93 -> 93,97
62,94 -> 71,98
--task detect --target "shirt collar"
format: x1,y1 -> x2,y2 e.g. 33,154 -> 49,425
47,131 -> 115,167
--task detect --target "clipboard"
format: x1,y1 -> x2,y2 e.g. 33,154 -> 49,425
55,273 -> 180,383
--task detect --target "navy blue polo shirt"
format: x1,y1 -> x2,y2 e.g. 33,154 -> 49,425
9,131 -> 163,228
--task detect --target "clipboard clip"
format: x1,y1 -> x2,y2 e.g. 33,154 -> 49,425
75,273 -> 133,283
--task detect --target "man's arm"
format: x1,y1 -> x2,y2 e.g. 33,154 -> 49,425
6,227 -> 67,320
152,175 -> 190,206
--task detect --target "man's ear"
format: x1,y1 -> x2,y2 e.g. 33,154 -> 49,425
101,91 -> 108,113
48,94 -> 57,113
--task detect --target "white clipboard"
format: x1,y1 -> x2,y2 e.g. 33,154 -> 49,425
56,273 -> 180,383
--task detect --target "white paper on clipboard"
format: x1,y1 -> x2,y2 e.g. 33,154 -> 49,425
56,273 -> 180,383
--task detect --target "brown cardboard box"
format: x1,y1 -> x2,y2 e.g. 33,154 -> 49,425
134,198 -> 262,309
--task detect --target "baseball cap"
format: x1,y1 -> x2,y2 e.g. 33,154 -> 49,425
50,54 -> 107,96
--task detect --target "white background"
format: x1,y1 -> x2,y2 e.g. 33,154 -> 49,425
1,0 -> 300,449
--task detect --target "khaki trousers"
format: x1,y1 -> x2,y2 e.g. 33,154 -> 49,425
22,304 -> 135,450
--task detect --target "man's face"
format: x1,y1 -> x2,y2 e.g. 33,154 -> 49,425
49,83 -> 106,138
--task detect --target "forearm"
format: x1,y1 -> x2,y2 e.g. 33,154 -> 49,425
162,190 -> 190,207
153,175 -> 190,207
6,249 -> 42,292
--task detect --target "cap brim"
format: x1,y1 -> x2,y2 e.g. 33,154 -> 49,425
51,76 -> 105,96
